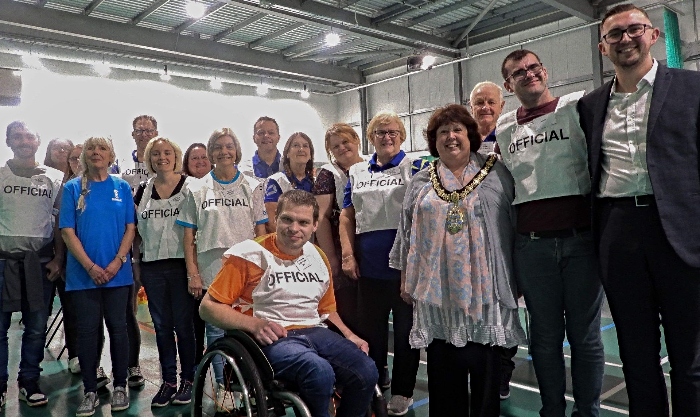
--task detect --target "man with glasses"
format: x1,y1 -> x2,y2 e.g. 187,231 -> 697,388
469,81 -> 505,155
578,4 -> 700,415
121,115 -> 159,191
238,116 -> 282,179
495,50 -> 604,416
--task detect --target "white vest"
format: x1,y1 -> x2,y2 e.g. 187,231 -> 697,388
495,91 -> 591,205
136,177 -> 189,262
320,162 -> 351,210
348,157 -> 413,234
0,164 -> 63,253
122,159 -> 153,194
186,174 -> 261,254
224,239 -> 331,328
265,171 -> 294,197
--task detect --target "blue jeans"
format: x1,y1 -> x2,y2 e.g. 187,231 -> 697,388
514,231 -> 604,417
71,286 -> 130,392
205,322 -> 226,384
141,260 -> 196,383
0,260 -> 54,382
262,327 -> 378,417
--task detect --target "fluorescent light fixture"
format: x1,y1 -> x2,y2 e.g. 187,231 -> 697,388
22,54 -> 43,70
12,70 -> 21,77
186,1 -> 206,19
210,78 -> 222,90
420,55 -> 436,70
325,32 -> 341,47
300,85 -> 310,99
257,83 -> 269,96
93,62 -> 111,76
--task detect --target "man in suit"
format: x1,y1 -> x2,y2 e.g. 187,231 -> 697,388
578,4 -> 700,416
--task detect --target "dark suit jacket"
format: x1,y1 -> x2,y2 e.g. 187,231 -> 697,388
578,64 -> 700,268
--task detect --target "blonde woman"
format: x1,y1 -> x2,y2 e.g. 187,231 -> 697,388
133,137 -> 195,407
59,137 -> 135,417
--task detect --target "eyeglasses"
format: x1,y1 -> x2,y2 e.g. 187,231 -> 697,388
374,130 -> 400,138
601,24 -> 652,44
506,63 -> 544,82
133,128 -> 156,136
291,143 -> 310,150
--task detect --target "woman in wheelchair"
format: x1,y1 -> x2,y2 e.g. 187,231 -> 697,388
199,190 -> 379,417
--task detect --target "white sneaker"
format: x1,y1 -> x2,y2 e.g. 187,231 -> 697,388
69,357 -> 81,374
387,395 -> 413,416
215,385 -> 236,412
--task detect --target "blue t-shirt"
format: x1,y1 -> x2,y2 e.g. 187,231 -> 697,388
252,151 -> 281,179
264,174 -> 314,203
59,175 -> 135,291
342,151 -> 426,280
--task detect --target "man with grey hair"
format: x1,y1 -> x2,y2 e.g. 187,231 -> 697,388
0,121 -> 64,409
469,81 -> 506,155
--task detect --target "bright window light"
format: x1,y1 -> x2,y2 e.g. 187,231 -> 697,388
421,55 -> 436,70
325,32 -> 341,47
186,1 -> 206,19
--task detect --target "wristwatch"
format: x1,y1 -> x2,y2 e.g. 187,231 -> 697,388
117,255 -> 127,264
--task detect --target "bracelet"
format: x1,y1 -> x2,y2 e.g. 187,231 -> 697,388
88,263 -> 95,272
187,274 -> 200,281
342,255 -> 353,261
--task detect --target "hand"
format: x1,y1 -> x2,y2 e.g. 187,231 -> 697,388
250,319 -> 287,346
341,255 -> 360,280
188,274 -> 203,300
45,257 -> 63,282
87,263 -> 110,285
103,259 -> 122,280
347,334 -> 369,354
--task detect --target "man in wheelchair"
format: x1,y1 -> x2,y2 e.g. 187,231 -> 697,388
200,190 -> 379,417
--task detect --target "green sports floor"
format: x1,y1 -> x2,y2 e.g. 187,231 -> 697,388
3,301 -> 670,416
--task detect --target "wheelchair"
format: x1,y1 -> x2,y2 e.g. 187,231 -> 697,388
191,329 -> 388,417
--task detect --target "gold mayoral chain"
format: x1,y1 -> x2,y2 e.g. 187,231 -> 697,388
428,154 -> 498,235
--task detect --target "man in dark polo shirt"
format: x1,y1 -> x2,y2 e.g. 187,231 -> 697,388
495,49 -> 604,417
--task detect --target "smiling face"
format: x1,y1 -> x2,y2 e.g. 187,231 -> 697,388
503,53 -> 549,104
132,117 -> 158,152
253,120 -> 280,154
370,121 -> 403,161
286,134 -> 312,166
211,135 -> 238,168
7,125 -> 40,161
149,140 -> 176,175
436,122 -> 471,167
275,202 -> 317,256
84,142 -> 113,172
599,10 -> 659,72
186,146 -> 211,179
49,140 -> 72,167
470,84 -> 505,133
328,134 -> 360,169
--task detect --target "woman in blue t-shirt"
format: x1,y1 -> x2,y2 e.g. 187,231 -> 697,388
59,136 -> 135,417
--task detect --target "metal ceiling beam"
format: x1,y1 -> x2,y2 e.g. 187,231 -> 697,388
291,48 -> 408,62
282,33 -> 327,56
437,1 -> 544,35
249,22 -> 304,49
468,10 -> 572,43
448,5 -> 556,39
539,0 -> 596,21
452,0 -> 499,46
0,0 -> 363,85
36,0 -> 49,6
406,0 -> 482,27
287,37 -> 367,59
83,0 -> 106,16
212,12 -> 267,42
358,55 -> 405,72
221,0 -> 458,56
131,0 -> 171,25
348,56 -> 388,69
172,3 -> 228,33
384,0 -> 455,24
372,0 -> 429,25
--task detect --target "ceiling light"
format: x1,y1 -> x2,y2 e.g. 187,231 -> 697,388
93,62 -> 111,76
210,78 -> 222,90
420,55 -> 436,70
257,83 -> 269,96
300,85 -> 310,99
325,32 -> 341,47
12,70 -> 21,77
185,1 -> 206,19
22,54 -> 43,70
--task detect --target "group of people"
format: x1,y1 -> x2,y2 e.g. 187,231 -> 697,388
1,4 -> 699,417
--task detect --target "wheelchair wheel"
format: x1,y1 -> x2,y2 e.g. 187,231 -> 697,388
192,337 -> 268,417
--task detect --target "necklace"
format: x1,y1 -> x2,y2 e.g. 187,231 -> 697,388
428,155 -> 497,234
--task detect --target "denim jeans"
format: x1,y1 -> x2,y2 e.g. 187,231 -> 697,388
0,260 -> 54,382
205,322 -> 226,384
71,286 -> 130,392
141,260 -> 196,383
261,327 -> 378,417
514,231 -> 604,417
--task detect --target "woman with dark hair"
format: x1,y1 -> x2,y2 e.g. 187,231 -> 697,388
182,143 -> 211,179
264,132 -> 315,231
312,124 -> 364,330
60,137 -> 135,416
390,104 -> 526,416
44,138 -> 74,182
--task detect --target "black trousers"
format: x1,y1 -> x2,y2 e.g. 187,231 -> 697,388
357,277 -> 420,398
427,340 -> 500,416
598,199 -> 700,417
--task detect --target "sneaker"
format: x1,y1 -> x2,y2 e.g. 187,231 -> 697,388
172,380 -> 193,405
380,370 -> 391,391
387,395 -> 413,416
127,366 -> 145,388
215,385 -> 235,412
111,386 -> 129,412
76,392 -> 99,417
96,367 -> 111,390
151,383 -> 177,407
69,357 -> 81,374
500,369 -> 512,400
18,378 -> 48,406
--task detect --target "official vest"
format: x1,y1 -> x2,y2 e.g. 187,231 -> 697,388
0,164 -> 63,253
137,177 -> 189,262
224,239 -> 331,328
348,157 -> 413,234
496,91 -> 591,205
122,159 -> 153,194
320,162 -> 352,210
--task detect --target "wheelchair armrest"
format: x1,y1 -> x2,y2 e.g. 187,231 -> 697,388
224,329 -> 275,383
